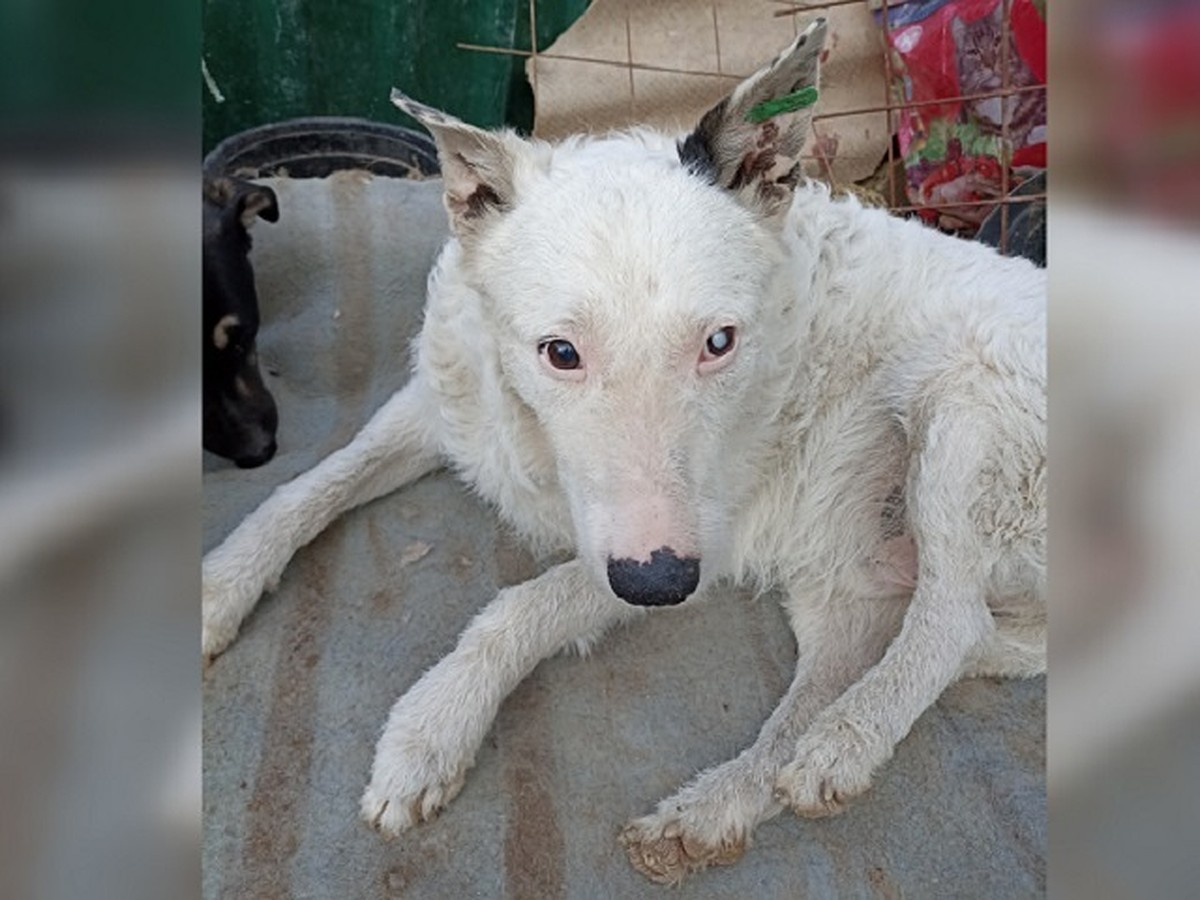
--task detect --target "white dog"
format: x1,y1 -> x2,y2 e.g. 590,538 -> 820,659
202,19 -> 1045,884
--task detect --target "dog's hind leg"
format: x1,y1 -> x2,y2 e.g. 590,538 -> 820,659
775,408 -> 1006,817
361,560 -> 637,837
202,378 -> 443,658
620,590 -> 908,884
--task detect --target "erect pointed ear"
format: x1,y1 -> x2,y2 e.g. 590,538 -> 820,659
391,89 -> 527,238
678,18 -> 827,219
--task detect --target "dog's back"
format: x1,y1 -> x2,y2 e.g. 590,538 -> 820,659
733,187 -> 1046,596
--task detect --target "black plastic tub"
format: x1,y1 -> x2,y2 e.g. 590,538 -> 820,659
975,171 -> 1046,267
203,117 -> 440,180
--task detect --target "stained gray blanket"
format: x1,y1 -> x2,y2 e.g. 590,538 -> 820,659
202,173 -> 1045,899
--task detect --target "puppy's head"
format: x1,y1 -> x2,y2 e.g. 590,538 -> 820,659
203,176 -> 280,468
396,21 -> 826,604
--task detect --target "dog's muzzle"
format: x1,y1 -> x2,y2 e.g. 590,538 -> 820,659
606,548 -> 700,607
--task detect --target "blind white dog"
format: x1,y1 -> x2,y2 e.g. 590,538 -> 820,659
203,18 -> 1045,884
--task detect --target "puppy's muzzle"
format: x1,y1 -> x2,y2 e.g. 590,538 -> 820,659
606,548 -> 700,607
234,436 -> 277,469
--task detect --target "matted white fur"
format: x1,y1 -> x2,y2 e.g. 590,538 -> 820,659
203,19 -> 1044,885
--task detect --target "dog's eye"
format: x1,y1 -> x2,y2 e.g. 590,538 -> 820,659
540,339 -> 581,370
704,326 -> 736,358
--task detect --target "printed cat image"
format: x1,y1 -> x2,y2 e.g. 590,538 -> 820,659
951,5 -> 1047,150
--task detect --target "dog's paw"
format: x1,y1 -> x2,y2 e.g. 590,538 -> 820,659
619,811 -> 746,885
201,552 -> 276,660
360,741 -> 469,838
201,573 -> 248,660
774,716 -> 889,818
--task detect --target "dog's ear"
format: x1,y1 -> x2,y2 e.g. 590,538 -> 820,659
236,183 -> 279,228
678,18 -> 827,219
204,177 -> 279,229
391,90 -> 526,237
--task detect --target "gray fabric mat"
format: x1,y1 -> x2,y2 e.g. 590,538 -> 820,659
202,173 -> 1045,899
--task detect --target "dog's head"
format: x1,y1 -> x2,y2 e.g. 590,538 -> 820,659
397,20 -> 826,605
203,175 -> 280,468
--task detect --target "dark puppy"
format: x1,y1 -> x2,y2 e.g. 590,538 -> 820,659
203,176 -> 279,468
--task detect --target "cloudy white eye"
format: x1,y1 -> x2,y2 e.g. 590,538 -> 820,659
706,327 -> 735,356
701,326 -> 737,365
539,338 -> 581,371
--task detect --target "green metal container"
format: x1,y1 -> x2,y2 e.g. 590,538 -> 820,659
202,0 -> 588,155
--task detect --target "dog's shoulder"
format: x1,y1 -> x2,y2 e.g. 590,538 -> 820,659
416,240 -> 512,432
785,183 -> 1044,350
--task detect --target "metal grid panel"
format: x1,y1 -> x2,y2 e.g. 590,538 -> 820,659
459,0 -> 1047,254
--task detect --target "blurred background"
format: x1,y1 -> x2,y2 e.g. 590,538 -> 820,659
1,0 -> 1199,897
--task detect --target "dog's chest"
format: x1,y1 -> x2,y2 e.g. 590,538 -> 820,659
733,366 -> 916,590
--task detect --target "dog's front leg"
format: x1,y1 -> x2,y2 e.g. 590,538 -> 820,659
776,412 -> 999,817
361,559 -> 636,837
620,591 -> 908,884
775,587 -> 991,817
202,378 -> 443,658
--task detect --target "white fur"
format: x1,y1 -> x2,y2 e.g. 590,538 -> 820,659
204,24 -> 1044,885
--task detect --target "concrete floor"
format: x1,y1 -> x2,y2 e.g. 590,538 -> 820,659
203,174 -> 1045,899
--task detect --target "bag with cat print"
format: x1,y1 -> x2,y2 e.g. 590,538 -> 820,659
882,0 -> 1047,230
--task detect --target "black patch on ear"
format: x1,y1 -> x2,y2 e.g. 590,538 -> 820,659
464,183 -> 505,219
778,161 -> 803,188
677,99 -> 726,185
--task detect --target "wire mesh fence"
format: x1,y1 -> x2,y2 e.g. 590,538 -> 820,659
459,0 -> 1047,256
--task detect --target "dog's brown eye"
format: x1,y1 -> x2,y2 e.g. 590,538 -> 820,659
705,326 -> 736,357
540,339 -> 581,370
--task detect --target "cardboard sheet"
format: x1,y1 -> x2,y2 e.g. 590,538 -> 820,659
529,0 -> 891,185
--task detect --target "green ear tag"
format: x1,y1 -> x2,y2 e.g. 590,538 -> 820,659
745,86 -> 819,124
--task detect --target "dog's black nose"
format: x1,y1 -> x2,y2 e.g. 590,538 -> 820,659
235,438 -> 277,469
606,548 -> 700,607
